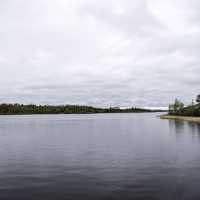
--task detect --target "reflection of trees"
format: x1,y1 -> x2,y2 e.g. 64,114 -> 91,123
187,122 -> 196,133
168,120 -> 185,134
169,119 -> 200,140
196,124 -> 200,134
187,122 -> 200,139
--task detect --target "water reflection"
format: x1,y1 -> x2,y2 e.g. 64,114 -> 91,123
1,114 -> 200,200
187,122 -> 200,133
187,122 -> 200,140
168,119 -> 200,141
168,119 -> 185,134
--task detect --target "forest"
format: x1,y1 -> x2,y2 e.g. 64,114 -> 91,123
168,94 -> 200,116
0,104 -> 161,115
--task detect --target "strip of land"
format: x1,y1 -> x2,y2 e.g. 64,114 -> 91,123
0,103 -> 165,115
160,114 -> 200,123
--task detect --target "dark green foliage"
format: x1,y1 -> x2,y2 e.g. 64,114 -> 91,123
196,94 -> 200,103
179,104 -> 200,116
168,99 -> 184,115
0,104 -> 161,115
169,97 -> 200,117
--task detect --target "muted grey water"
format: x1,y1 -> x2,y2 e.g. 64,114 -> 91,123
0,113 -> 200,200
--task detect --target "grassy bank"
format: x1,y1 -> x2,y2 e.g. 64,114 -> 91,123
160,114 -> 200,123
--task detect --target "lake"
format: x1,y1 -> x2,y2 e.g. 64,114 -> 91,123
0,113 -> 200,200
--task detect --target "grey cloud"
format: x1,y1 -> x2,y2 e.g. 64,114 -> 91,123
0,0 -> 200,107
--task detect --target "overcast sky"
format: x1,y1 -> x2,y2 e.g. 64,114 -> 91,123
0,0 -> 199,107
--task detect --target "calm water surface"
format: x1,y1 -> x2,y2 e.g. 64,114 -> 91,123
0,113 -> 200,200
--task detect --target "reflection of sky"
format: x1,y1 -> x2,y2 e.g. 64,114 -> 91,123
0,114 -> 200,199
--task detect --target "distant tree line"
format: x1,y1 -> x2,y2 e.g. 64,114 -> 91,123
168,94 -> 200,116
0,104 -> 162,115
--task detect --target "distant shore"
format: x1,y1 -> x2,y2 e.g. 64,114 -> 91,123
160,114 -> 200,123
0,103 -> 166,115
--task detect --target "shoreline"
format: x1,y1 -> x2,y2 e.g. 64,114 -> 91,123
160,114 -> 200,123
0,112 -> 164,116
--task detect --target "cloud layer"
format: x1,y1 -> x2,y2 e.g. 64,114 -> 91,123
0,0 -> 199,107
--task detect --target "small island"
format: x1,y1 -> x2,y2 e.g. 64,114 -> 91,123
0,104 -> 164,115
160,94 -> 200,123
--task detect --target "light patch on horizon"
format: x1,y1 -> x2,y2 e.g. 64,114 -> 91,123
0,0 -> 199,107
